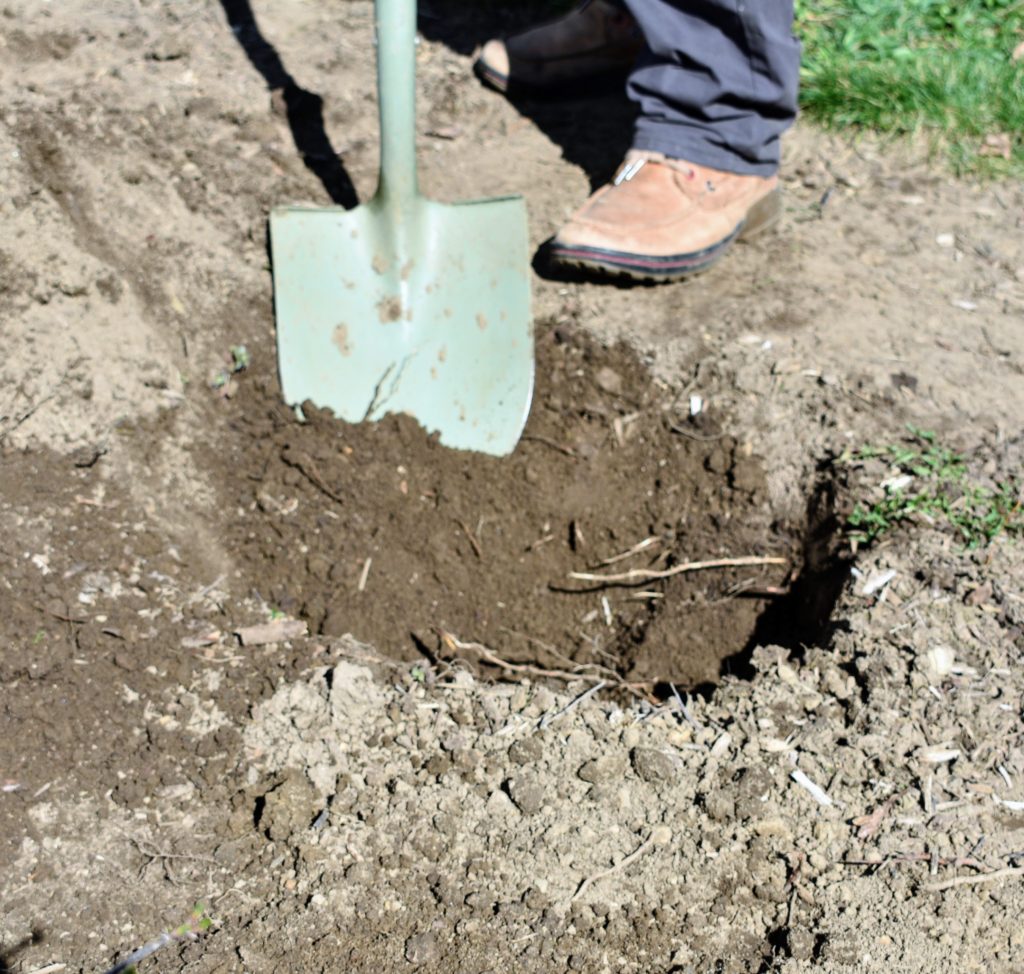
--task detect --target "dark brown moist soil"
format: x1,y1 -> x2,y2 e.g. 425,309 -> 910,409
209,325 -> 798,687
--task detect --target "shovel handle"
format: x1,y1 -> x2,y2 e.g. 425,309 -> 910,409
375,0 -> 419,207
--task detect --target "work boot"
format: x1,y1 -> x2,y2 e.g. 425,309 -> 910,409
548,151 -> 782,282
474,0 -> 642,94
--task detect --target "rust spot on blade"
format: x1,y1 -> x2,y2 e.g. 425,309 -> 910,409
372,253 -> 389,275
400,260 -> 415,281
475,312 -> 488,331
377,297 -> 401,323
332,323 -> 352,356
438,346 -> 447,363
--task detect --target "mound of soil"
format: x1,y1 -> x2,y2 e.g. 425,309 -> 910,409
212,327 -> 795,687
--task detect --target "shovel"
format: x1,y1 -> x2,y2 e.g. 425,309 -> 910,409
269,0 -> 533,455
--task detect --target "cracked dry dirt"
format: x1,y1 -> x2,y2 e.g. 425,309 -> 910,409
2,2 -> 1024,973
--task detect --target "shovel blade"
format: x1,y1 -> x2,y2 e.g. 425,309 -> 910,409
270,195 -> 533,455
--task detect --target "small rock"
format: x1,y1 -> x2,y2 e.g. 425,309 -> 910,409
964,582 -> 993,606
782,926 -> 815,961
508,736 -> 543,766
454,749 -> 480,771
486,788 -> 517,816
508,777 -> 545,815
425,754 -> 452,777
631,747 -> 678,783
595,366 -> 623,395
578,754 -> 626,784
404,932 -> 438,965
919,645 -> 955,684
650,825 -> 672,846
752,816 -> 792,839
818,933 -> 858,965
345,860 -> 376,883
531,687 -> 556,713
258,771 -> 317,842
441,732 -> 466,752
465,891 -> 494,914
730,457 -> 762,493
703,791 -> 735,822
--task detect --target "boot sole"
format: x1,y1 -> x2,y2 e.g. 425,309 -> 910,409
547,189 -> 783,284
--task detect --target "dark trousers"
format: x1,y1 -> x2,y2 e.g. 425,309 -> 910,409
621,0 -> 800,175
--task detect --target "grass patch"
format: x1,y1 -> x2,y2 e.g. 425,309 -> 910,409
795,0 -> 1024,174
842,427 -> 1023,549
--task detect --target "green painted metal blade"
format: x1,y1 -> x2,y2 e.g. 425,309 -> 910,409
270,195 -> 533,455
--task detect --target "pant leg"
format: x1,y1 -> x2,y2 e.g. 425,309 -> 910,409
622,0 -> 799,175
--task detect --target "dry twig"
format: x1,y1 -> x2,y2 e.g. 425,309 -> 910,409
280,446 -> 345,505
436,630 -> 650,699
926,866 -> 1024,893
569,827 -> 670,903
357,557 -> 372,592
520,434 -> 577,458
455,518 -> 483,559
595,536 -> 662,568
569,555 -> 787,588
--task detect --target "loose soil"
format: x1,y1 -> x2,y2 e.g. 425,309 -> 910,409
2,2 -> 1024,974
212,330 -> 798,689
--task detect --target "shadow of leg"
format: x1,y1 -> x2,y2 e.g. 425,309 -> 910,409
418,1 -> 635,192
219,0 -> 359,208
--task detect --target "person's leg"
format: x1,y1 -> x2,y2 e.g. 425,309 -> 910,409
548,0 -> 799,281
473,0 -> 642,94
625,0 -> 799,176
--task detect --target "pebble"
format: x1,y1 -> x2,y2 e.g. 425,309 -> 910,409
782,926 -> 815,961
508,776 -> 545,815
631,747 -> 678,783
485,788 -> 517,816
404,932 -> 438,965
578,754 -> 626,784
508,736 -> 543,766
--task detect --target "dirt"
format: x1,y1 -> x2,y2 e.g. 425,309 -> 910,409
211,330 -> 793,688
2,2 -> 1024,973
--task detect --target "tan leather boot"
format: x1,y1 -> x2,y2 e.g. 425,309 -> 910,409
474,0 -> 642,94
549,151 -> 782,282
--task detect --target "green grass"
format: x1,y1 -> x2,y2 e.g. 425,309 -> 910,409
795,0 -> 1024,173
843,427 -> 1023,549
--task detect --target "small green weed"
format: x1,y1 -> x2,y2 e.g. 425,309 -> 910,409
843,427 -> 1023,548
210,344 -> 250,391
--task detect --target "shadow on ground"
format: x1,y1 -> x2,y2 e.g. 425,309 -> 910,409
420,0 -> 637,191
219,0 -> 359,207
